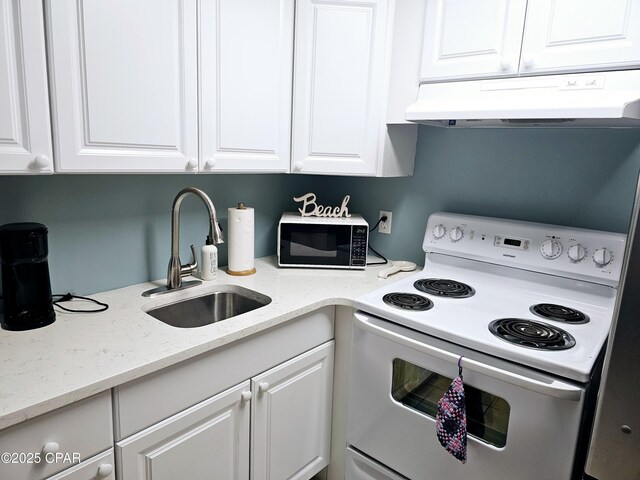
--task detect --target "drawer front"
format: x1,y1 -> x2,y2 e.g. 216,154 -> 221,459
114,306 -> 334,439
0,391 -> 113,480
46,449 -> 115,480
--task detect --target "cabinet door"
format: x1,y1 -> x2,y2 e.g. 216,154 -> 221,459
520,0 -> 640,75
116,381 -> 250,480
419,0 -> 528,82
0,0 -> 53,174
200,0 -> 293,173
292,0 -> 388,176
251,341 -> 334,480
47,0 -> 198,173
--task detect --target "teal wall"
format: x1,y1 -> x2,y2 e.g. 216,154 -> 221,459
1,126 -> 639,295
312,126 -> 640,266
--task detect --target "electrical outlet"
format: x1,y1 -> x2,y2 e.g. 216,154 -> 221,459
378,211 -> 392,235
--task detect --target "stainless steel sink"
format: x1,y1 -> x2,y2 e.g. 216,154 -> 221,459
146,285 -> 272,328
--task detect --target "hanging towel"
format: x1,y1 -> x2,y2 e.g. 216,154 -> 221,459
435,357 -> 467,463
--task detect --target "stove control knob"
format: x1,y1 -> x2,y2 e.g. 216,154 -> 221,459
567,244 -> 587,263
540,239 -> 563,259
593,248 -> 613,267
450,226 -> 463,242
432,224 -> 446,239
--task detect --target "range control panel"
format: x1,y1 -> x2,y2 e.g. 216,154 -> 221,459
424,212 -> 627,287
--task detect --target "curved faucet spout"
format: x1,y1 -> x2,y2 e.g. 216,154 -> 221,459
168,187 -> 224,289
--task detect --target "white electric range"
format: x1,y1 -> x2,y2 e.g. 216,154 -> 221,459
346,212 -> 627,480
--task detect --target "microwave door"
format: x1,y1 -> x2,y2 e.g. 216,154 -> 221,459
280,224 -> 351,266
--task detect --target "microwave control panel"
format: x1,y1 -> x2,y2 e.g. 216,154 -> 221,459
351,226 -> 369,266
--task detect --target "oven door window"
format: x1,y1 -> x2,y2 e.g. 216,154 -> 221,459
391,358 -> 510,448
280,224 -> 351,266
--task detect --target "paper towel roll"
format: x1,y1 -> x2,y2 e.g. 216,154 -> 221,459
227,203 -> 256,275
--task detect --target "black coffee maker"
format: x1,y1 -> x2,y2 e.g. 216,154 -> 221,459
0,223 -> 55,331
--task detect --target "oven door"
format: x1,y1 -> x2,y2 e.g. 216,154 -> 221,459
279,223 -> 352,267
348,312 -> 586,480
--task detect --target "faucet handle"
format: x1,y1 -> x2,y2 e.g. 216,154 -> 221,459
180,244 -> 198,277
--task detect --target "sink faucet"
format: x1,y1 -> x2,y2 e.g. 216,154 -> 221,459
167,187 -> 224,289
143,187 -> 224,297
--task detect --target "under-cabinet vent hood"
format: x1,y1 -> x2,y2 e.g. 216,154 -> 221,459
406,70 -> 640,128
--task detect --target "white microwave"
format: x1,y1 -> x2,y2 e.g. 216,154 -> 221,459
278,213 -> 369,269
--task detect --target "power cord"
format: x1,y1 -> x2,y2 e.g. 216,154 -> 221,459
52,293 -> 109,313
367,215 -> 389,266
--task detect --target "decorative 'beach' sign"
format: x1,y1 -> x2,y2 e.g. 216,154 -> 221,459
294,193 -> 351,218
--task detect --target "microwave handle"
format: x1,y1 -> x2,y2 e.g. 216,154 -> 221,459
354,314 -> 583,402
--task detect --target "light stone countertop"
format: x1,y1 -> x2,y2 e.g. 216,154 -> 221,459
0,256 -> 418,431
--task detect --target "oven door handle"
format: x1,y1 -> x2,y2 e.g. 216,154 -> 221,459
355,315 -> 583,402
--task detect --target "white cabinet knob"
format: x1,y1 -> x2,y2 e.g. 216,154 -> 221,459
97,463 -> 114,478
294,161 -> 304,171
205,158 -> 216,169
42,441 -> 60,455
499,57 -> 512,70
186,158 -> 198,170
33,154 -> 51,170
522,55 -> 534,69
241,391 -> 252,402
259,382 -> 270,392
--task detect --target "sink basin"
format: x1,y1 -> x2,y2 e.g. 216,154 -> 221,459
146,285 -> 272,328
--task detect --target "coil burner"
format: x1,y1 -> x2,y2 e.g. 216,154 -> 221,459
413,279 -> 475,298
489,318 -> 576,350
530,303 -> 589,324
383,292 -> 434,311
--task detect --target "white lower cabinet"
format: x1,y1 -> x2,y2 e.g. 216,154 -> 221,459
116,341 -> 335,480
116,381 -> 251,479
251,341 -> 334,480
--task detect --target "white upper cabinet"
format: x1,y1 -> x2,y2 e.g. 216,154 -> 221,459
420,0 -> 640,82
199,0 -> 294,173
47,0 -> 199,173
292,0 -> 424,177
520,0 -> 640,75
419,0 -> 527,82
0,0 -> 53,174
47,0 -> 293,174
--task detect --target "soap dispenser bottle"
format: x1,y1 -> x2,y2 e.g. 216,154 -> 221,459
201,235 -> 218,280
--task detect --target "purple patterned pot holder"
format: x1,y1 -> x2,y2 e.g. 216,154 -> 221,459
435,357 -> 467,463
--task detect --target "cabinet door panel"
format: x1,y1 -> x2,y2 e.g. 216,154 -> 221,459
251,341 -> 334,480
0,0 -> 52,174
200,0 -> 293,172
419,0 -> 527,82
292,0 -> 388,176
48,0 -> 198,172
521,0 -> 640,74
116,381 -> 250,480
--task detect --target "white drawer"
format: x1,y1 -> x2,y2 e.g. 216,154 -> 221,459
114,306 -> 334,439
0,391 -> 113,480
46,449 -> 115,480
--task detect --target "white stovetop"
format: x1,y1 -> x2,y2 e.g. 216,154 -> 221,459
0,256 -> 416,431
355,254 -> 618,383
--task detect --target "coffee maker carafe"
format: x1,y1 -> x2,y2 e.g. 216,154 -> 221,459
0,223 -> 55,331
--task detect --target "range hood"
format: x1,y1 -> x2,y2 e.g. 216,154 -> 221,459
406,70 -> 640,128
